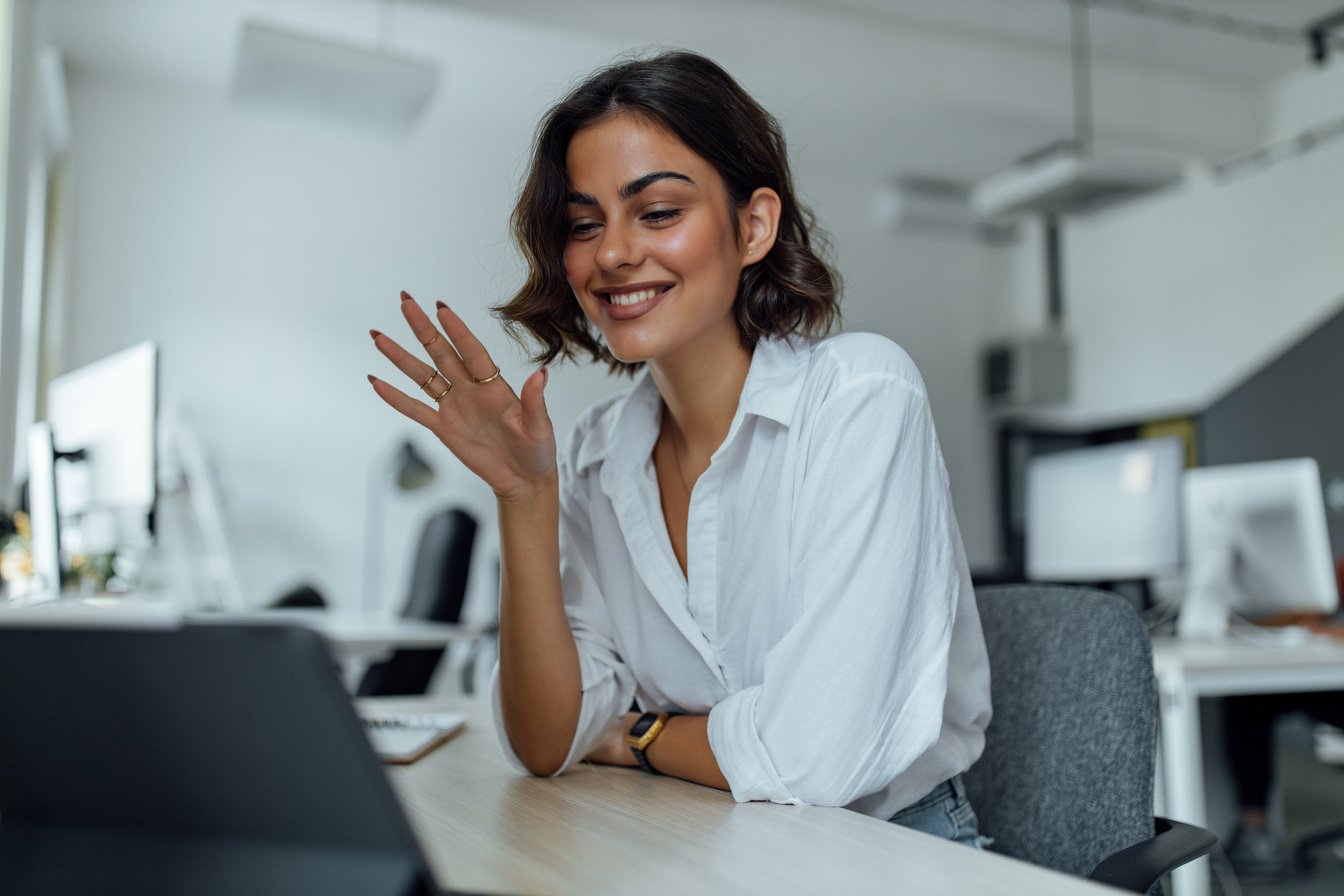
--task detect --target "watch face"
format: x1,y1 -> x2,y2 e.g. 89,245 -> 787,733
628,712 -> 657,739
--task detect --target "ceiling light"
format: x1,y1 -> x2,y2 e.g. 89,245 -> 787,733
971,140 -> 1182,220
971,1 -> 1182,220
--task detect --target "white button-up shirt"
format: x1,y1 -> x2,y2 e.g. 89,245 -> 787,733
491,333 -> 991,818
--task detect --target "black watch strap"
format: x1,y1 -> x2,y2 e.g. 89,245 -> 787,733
625,711 -> 670,774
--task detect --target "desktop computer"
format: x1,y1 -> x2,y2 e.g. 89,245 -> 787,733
1179,457 -> 1340,638
22,423 -> 62,599
1025,436 -> 1184,586
20,342 -> 158,599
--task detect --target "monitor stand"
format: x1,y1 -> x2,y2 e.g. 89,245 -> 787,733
1178,544 -> 1236,639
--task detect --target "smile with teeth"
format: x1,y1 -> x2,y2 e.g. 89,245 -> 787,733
604,287 -> 663,306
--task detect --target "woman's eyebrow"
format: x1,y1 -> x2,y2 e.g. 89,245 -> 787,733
566,171 -> 696,207
619,170 -> 695,199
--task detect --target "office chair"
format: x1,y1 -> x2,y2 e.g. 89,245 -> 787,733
1295,722 -> 1344,869
963,584 -> 1216,894
356,507 -> 477,697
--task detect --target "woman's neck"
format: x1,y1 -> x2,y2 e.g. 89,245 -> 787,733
649,335 -> 753,461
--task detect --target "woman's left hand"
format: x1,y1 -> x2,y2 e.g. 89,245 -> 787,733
583,712 -> 641,767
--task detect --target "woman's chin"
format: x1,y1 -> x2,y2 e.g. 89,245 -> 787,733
603,337 -> 660,366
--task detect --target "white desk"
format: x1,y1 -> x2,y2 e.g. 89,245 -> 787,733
0,596 -> 484,663
1152,634 -> 1344,896
367,698 -> 1125,896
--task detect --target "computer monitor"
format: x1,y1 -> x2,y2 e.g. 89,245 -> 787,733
1025,436 -> 1184,583
46,341 -> 158,558
23,423 -> 62,599
1179,458 -> 1340,639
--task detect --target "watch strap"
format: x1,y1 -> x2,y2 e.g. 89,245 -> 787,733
626,711 -> 670,774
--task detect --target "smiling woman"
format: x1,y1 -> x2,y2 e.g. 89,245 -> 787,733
560,115 -> 776,370
366,49 -> 992,848
497,50 -> 839,375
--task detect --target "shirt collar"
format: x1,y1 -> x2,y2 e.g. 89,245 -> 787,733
736,335 -> 812,428
575,335 -> 814,478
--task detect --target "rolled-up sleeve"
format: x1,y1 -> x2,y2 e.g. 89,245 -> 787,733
707,372 -> 961,806
489,438 -> 635,776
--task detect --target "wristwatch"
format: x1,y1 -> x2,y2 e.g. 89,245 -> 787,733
625,711 -> 671,774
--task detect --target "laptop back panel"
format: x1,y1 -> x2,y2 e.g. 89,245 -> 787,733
0,623 -> 440,896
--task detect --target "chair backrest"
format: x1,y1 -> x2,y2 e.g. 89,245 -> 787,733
402,507 -> 477,623
356,507 -> 477,698
963,584 -> 1157,878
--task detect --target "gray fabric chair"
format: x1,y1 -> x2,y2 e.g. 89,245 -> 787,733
964,584 -> 1215,893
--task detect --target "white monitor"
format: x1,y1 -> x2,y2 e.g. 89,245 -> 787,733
1179,458 -> 1339,639
1026,437 -> 1184,582
25,422 -> 62,598
46,342 -> 158,555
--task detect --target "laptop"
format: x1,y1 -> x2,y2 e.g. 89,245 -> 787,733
0,622 -> 459,896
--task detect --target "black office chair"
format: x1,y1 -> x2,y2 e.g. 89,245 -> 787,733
963,584 -> 1216,894
356,507 -> 477,697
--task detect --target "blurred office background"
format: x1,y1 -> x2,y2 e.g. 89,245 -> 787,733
1,0 -> 1342,622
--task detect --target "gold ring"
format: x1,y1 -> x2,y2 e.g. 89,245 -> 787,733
419,371 -> 438,391
421,332 -> 440,349
431,382 -> 452,402
472,364 -> 501,384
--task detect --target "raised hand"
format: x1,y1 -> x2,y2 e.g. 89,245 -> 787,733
368,291 -> 556,500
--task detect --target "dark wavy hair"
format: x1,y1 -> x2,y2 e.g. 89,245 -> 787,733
494,50 -> 841,374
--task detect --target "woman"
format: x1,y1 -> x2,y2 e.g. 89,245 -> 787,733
368,50 -> 991,844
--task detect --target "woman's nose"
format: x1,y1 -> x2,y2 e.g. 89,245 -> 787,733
596,221 -> 642,271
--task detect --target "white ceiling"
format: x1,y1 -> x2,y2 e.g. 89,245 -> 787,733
787,0 -> 1344,85
32,0 -> 1344,181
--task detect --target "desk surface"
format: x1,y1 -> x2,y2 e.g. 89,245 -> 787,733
367,698 -> 1122,896
1151,633 -> 1344,896
1152,633 -> 1344,695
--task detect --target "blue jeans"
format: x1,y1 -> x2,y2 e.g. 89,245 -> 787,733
887,774 -> 989,849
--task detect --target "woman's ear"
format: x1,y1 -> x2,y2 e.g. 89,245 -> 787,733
739,187 -> 782,265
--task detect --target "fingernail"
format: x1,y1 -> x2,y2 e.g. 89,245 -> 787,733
367,374 -> 378,385
369,329 -> 382,340
400,290 -> 412,302
435,300 -> 447,310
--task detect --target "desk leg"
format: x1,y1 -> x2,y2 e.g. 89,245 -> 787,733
1159,668 -> 1211,896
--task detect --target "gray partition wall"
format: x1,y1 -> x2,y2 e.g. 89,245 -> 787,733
1199,300 -> 1344,557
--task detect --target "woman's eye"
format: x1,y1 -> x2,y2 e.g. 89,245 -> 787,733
568,221 -> 601,240
642,208 -> 681,225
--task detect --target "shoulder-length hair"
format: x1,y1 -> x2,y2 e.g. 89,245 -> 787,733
494,50 -> 841,375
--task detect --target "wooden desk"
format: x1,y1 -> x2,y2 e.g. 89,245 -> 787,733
1151,634 -> 1344,896
368,699 -> 1123,896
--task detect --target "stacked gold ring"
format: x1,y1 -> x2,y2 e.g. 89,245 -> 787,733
420,371 -> 452,402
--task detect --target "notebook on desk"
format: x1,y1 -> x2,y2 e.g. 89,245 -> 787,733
0,621 -> 472,896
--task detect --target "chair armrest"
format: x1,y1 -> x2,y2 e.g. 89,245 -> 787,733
1088,816 -> 1217,893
